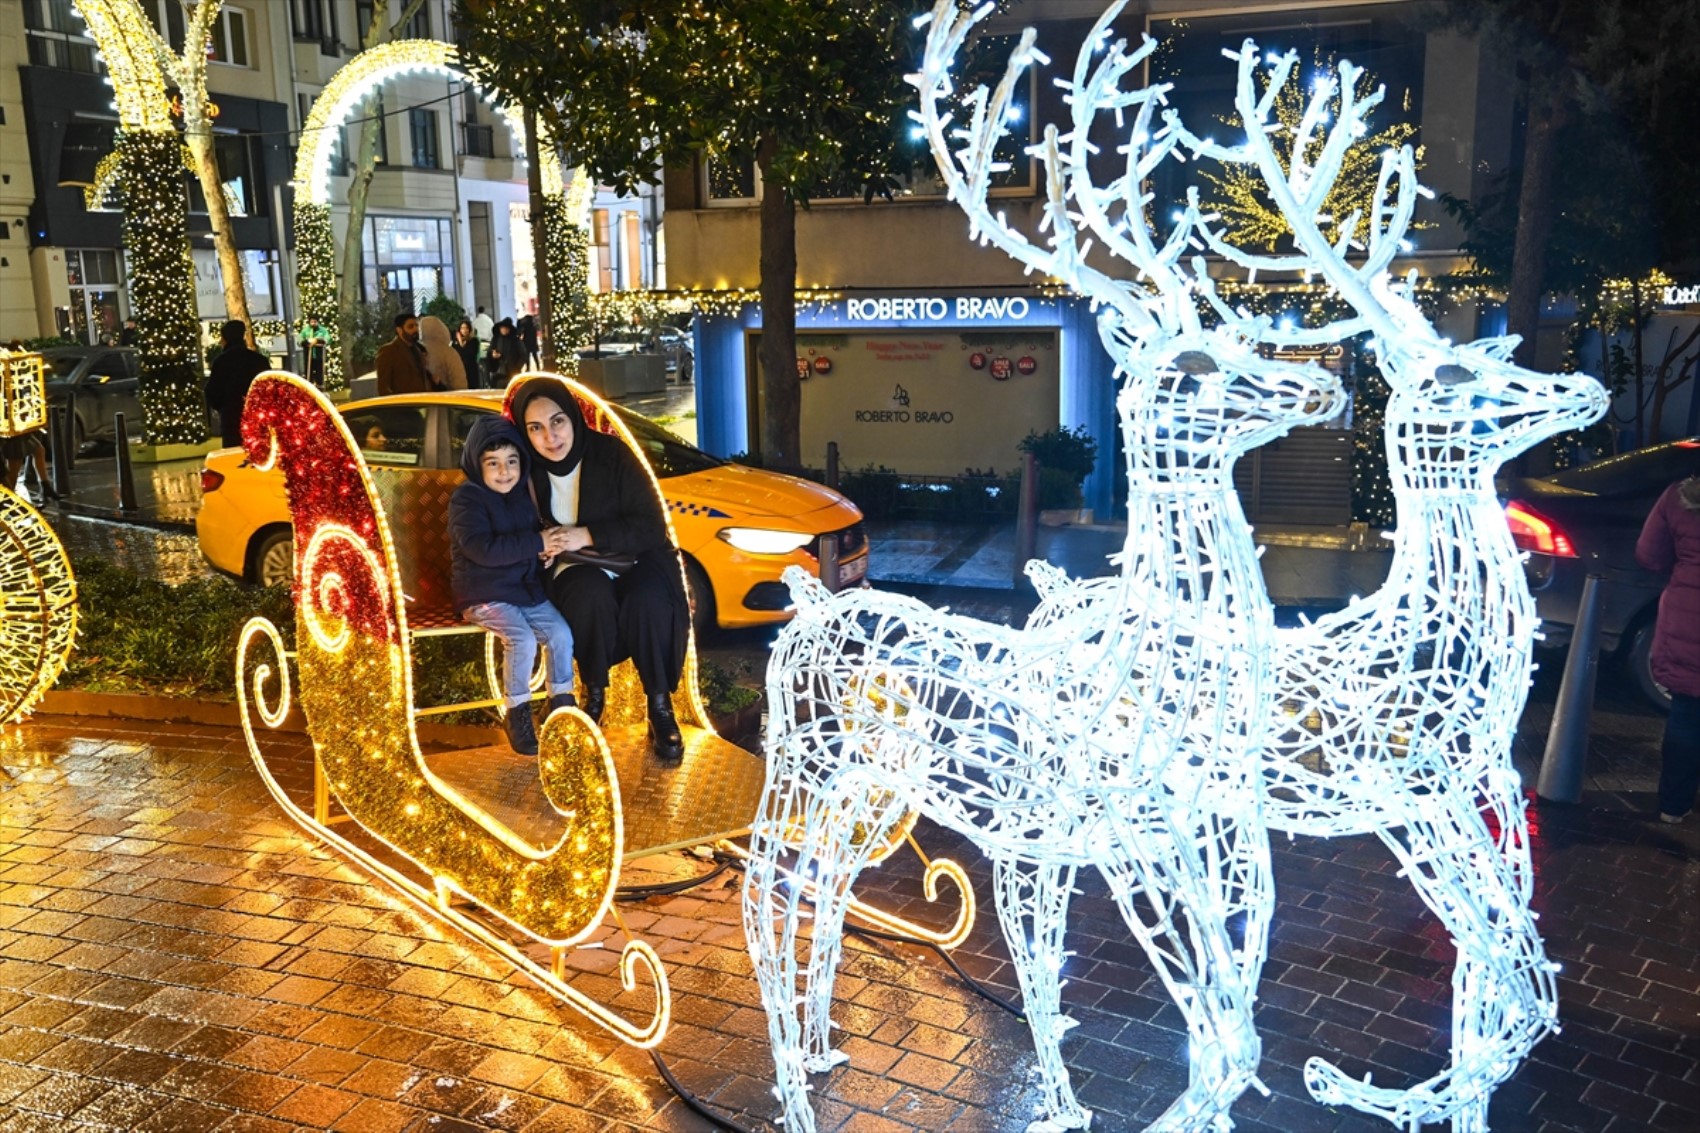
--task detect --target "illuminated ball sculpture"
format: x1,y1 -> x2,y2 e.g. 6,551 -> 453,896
0,350 -> 77,726
234,373 -> 667,1047
290,40 -> 592,388
1163,43 -> 1610,1131
742,5 -> 1344,1131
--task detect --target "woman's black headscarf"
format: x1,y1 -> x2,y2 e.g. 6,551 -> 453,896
506,376 -> 589,493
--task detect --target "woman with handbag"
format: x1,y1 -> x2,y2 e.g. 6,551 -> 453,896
507,376 -> 690,761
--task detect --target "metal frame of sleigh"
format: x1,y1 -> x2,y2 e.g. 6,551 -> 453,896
234,371 -> 974,1049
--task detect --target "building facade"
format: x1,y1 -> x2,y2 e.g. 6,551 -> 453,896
665,0 -> 1520,516
2,0 -> 657,358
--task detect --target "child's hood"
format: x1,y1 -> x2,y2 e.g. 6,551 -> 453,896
460,414 -> 530,485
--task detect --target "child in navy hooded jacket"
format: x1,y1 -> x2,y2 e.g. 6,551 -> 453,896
449,415 -> 576,754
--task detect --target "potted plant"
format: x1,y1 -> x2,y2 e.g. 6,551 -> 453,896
1019,425 -> 1098,525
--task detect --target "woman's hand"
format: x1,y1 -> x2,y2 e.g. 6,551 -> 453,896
541,525 -> 592,556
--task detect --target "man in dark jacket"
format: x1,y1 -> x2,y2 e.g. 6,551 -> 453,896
448,414 -> 578,754
204,319 -> 271,446
375,313 -> 431,396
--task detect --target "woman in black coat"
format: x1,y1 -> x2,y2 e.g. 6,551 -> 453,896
454,319 -> 484,389
506,376 -> 689,760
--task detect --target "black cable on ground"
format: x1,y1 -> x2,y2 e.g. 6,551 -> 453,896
615,859 -> 734,901
842,922 -> 1025,1020
649,1049 -> 761,1133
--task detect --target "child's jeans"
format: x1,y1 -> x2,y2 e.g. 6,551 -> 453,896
462,600 -> 575,707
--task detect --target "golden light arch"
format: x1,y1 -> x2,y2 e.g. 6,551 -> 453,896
291,39 -> 591,388
69,0 -> 173,132
291,39 -> 584,207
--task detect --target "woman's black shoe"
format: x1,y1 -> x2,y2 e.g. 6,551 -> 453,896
583,685 -> 606,724
647,693 -> 683,762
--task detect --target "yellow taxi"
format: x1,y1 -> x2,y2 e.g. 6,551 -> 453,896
195,389 -> 869,630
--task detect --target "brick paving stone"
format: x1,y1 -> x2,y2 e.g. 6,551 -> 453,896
3,713 -> 1699,1131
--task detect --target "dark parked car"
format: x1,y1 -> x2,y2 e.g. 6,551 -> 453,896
42,346 -> 142,449
1502,437 -> 1700,708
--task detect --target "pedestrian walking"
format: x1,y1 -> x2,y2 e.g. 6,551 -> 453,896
204,319 -> 272,447
1636,472 -> 1700,824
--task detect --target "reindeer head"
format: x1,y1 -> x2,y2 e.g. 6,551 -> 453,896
1380,337 -> 1609,482
1103,324 -> 1343,473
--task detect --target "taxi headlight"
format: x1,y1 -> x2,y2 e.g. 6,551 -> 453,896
716,527 -> 815,556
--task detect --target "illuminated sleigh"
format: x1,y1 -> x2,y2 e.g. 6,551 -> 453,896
235,372 -> 972,1048
0,348 -> 76,729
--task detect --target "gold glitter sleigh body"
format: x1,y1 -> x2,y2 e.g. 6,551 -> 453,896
234,373 -> 667,1045
233,373 -> 972,1048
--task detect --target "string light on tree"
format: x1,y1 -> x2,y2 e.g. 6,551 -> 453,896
118,129 -> 205,444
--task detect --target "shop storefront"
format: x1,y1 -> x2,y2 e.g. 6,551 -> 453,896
694,289 -> 1118,515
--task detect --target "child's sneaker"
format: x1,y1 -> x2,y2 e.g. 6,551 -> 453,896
547,692 -> 577,715
506,706 -> 539,755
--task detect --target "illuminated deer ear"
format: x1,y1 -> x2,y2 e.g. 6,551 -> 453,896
1173,350 -> 1220,374
1434,363 -> 1476,386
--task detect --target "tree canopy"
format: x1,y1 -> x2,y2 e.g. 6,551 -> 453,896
457,0 -> 924,464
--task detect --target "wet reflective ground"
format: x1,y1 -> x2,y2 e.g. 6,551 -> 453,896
1,707 -> 1694,1132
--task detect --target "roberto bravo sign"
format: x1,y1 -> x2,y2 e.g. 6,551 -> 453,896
845,296 -> 1034,322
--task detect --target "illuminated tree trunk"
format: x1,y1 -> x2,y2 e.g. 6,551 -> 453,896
757,140 -> 799,468
120,130 -> 206,445
153,2 -> 252,342
184,126 -> 251,338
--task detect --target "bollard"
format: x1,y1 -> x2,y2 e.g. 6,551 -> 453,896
825,441 -> 839,490
60,393 -> 76,471
819,531 -> 841,592
114,412 -> 138,512
1537,572 -> 1605,804
49,405 -> 72,499
1014,451 -> 1039,585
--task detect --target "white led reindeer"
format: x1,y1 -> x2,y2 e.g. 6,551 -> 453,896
1163,42 -> 1610,1132
743,4 -> 1342,1131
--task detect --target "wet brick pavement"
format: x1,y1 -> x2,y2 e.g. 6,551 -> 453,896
1,706 -> 1695,1133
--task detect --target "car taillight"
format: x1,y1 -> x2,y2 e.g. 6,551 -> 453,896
200,468 -> 225,494
1504,499 -> 1577,558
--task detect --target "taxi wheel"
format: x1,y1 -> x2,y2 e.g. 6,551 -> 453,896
685,558 -> 717,642
251,528 -> 295,589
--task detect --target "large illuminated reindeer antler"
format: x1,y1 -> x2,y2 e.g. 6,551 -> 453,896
913,0 -> 1222,345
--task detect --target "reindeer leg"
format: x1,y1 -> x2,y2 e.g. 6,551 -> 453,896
1304,770 -> 1556,1132
1097,796 -> 1269,1133
745,761 -> 902,1133
796,774 -> 905,1075
743,759 -> 826,1133
992,857 -> 1088,1132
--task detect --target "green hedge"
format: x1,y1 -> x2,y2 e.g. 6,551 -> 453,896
62,557 -> 756,717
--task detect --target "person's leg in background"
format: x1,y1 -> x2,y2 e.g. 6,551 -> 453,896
1658,692 -> 1700,822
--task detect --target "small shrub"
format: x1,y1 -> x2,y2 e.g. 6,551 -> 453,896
1018,425 -> 1097,486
